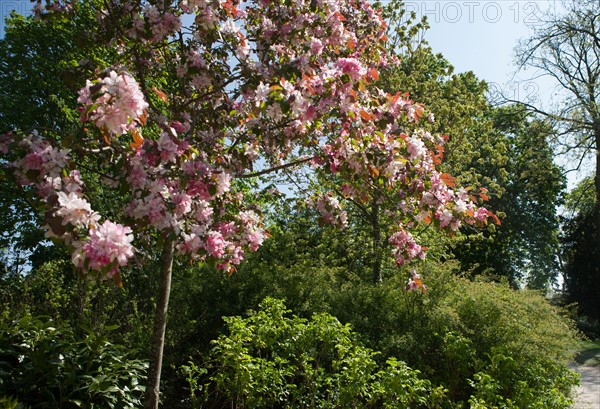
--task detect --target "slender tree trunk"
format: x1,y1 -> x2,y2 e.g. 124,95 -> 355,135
594,127 -> 600,258
371,199 -> 382,283
144,235 -> 175,409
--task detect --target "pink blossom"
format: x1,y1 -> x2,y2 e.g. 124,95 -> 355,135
78,71 -> 148,136
475,207 -> 489,221
335,58 -> 366,81
157,133 -> 179,163
205,231 -> 226,258
406,269 -> 427,293
436,208 -> 454,228
311,38 -> 324,55
314,193 -> 348,229
179,233 -> 202,254
56,192 -> 100,228
172,192 -> 192,216
81,221 -> 134,274
406,136 -> 426,160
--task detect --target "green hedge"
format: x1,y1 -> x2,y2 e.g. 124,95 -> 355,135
0,315 -> 147,408
184,298 -> 445,408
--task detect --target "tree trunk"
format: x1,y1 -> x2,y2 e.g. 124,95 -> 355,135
595,127 -> 600,258
144,235 -> 175,409
371,199 -> 382,283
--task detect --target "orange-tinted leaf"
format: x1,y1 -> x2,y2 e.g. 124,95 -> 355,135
102,130 -> 111,145
360,109 -> 374,121
368,164 -> 380,178
389,92 -> 401,104
480,193 -> 489,201
222,0 -> 237,16
347,39 -> 355,50
491,213 -> 501,225
139,109 -> 148,126
465,209 -> 475,217
130,129 -> 144,150
440,173 -> 456,187
113,271 -> 123,288
413,103 -> 425,121
152,87 -> 168,104
369,68 -> 379,81
334,11 -> 347,21
430,149 -> 442,165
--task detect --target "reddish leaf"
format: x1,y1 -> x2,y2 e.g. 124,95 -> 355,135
440,173 -> 456,187
360,109 -> 374,121
130,129 -> 144,150
152,87 -> 168,104
369,68 -> 379,81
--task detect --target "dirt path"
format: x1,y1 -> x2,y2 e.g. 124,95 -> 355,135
571,364 -> 600,409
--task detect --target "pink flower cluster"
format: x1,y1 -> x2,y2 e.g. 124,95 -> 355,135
5,132 -> 134,280
405,269 -> 427,294
12,132 -> 69,184
78,71 -> 149,137
312,193 -> 349,229
127,5 -> 182,41
389,228 -> 425,266
121,125 -> 267,271
73,221 -> 134,278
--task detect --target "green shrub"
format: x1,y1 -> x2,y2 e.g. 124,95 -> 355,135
176,256 -> 581,408
184,298 -> 445,409
0,315 -> 147,408
468,354 -> 578,409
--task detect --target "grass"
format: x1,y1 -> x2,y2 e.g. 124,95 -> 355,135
574,340 -> 600,367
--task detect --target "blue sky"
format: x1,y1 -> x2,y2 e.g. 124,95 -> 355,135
410,1 -> 560,100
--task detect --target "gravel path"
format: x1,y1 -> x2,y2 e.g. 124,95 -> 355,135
571,364 -> 600,409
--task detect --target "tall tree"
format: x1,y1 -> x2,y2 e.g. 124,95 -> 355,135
452,106 -> 565,288
560,177 -> 600,325
514,0 -> 600,249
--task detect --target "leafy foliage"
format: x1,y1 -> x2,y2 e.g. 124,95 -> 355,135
561,179 -> 600,329
0,315 -> 147,408
204,252 -> 580,407
185,298 -> 445,409
452,105 -> 565,287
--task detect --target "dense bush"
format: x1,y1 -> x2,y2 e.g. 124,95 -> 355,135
331,265 -> 580,407
0,315 -> 147,408
181,256 -> 580,408
184,298 -> 445,409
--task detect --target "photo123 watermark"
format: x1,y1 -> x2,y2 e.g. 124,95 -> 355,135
0,1 -> 33,36
400,1 -> 557,25
487,80 -> 543,104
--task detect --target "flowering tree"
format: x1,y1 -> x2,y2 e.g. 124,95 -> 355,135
1,0 -> 496,407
